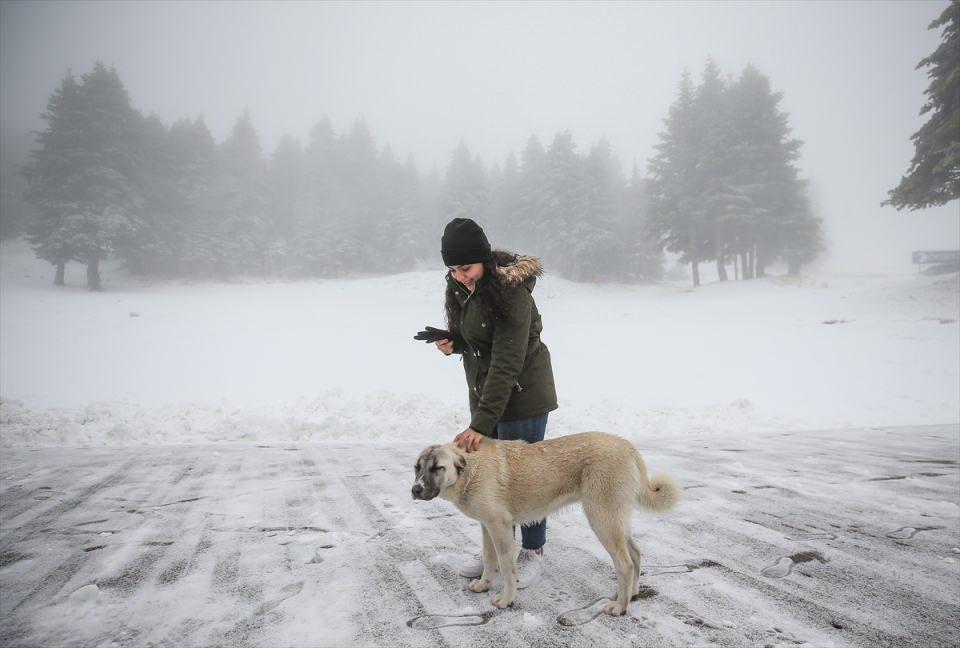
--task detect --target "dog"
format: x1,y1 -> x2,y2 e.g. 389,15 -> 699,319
411,432 -> 680,615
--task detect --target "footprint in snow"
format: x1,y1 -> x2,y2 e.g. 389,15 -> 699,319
32,489 -> 66,500
307,543 -> 336,564
761,551 -> 827,578
407,611 -> 496,629
886,526 -> 942,540
764,625 -> 808,645
676,612 -> 722,630
382,542 -> 417,561
557,598 -> 607,627
642,559 -> 719,576
556,588 -> 658,627
785,532 -> 837,541
253,581 -> 304,616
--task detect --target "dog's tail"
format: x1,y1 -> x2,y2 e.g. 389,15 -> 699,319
635,454 -> 681,512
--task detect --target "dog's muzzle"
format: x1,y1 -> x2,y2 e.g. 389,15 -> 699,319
411,484 -> 437,501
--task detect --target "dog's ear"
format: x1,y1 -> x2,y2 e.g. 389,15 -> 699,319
454,454 -> 466,475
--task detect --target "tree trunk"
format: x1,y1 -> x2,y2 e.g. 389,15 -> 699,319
715,225 -> 728,281
717,256 -> 728,281
54,262 -> 65,286
734,254 -> 740,281
751,245 -> 757,278
740,252 -> 752,279
755,245 -> 766,278
86,256 -> 102,291
689,230 -> 701,287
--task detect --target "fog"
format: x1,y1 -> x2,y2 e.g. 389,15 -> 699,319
1,6 -> 958,640
0,0 -> 957,273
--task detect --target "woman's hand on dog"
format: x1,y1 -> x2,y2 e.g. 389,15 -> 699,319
454,428 -> 484,453
435,339 -> 454,355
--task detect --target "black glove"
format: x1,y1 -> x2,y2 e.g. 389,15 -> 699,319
414,326 -> 454,343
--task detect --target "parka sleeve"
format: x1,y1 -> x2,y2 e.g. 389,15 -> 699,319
469,288 -> 532,436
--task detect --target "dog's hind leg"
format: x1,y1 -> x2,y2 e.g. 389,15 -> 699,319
487,519 -> 517,609
626,536 -> 642,597
468,524 -> 497,593
583,503 -> 635,616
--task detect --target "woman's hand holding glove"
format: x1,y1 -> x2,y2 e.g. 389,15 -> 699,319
414,326 -> 462,356
413,326 -> 453,343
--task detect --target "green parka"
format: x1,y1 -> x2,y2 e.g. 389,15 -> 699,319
446,252 -> 558,436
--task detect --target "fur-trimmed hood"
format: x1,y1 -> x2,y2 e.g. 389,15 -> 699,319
491,250 -> 544,289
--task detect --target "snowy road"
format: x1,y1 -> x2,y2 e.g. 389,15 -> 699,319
1,425 -> 958,647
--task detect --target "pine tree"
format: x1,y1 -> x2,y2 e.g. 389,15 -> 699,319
575,138 -> 623,280
770,178 -> 824,276
539,131 -> 589,277
21,70 -> 83,285
885,0 -> 960,210
23,63 -> 147,290
373,150 -> 424,271
489,152 -> 521,249
267,135 -> 306,275
75,63 -> 149,289
623,166 -> 663,281
211,111 -> 270,276
173,117 -> 220,277
335,120 -> 379,273
647,71 -> 705,286
269,136 -> 305,240
127,113 -> 180,276
442,140 -> 489,227
650,63 -> 823,284
514,136 -> 548,253
690,60 -> 729,279
294,118 -> 339,276
726,65 -> 822,277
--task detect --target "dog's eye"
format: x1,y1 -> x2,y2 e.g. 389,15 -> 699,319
431,466 -> 445,472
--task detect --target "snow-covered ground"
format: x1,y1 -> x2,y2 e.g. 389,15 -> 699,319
1,239 -> 959,647
0,239 -> 957,447
1,425 -> 957,647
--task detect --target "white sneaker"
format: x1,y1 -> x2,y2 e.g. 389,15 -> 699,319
458,552 -> 484,578
516,547 -> 544,589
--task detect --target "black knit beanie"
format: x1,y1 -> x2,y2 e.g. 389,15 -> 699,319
441,218 -> 492,266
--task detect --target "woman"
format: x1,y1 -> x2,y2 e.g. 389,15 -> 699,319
434,217 -> 558,589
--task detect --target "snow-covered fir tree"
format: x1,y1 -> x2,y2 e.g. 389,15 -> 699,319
23,62 -> 147,290
885,0 -> 959,210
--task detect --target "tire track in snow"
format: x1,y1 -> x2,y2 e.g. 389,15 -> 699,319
0,459 -> 139,620
0,459 -> 136,549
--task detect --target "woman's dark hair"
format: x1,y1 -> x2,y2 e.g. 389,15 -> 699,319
444,252 -> 516,334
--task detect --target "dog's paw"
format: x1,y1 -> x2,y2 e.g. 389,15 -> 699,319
468,578 -> 490,593
490,593 -> 515,609
602,600 -> 627,616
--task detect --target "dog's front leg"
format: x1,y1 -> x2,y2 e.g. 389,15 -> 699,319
487,520 -> 517,609
468,524 -> 497,593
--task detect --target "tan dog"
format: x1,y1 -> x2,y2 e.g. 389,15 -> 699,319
411,432 -> 680,615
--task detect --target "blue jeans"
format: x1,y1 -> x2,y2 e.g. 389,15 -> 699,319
493,413 -> 548,550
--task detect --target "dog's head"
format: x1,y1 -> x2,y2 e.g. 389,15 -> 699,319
411,444 -> 465,501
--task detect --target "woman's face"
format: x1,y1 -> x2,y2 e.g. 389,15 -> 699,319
449,263 -> 484,291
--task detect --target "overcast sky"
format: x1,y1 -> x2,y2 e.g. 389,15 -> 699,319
1,0 -> 956,272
